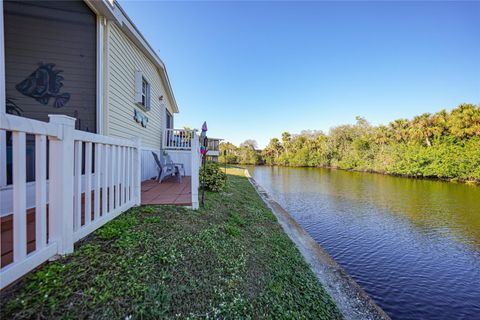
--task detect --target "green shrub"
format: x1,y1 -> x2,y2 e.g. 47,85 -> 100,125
200,161 -> 227,192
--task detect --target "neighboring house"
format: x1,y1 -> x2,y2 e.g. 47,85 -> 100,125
0,0 -> 200,289
206,138 -> 223,162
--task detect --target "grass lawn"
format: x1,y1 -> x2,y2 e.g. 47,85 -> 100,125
1,168 -> 342,319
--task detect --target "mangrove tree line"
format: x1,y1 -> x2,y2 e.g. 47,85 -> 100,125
219,103 -> 480,182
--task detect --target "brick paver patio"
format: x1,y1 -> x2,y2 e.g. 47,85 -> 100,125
141,176 -> 192,206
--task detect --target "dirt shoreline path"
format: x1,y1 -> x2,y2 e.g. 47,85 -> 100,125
245,169 -> 391,320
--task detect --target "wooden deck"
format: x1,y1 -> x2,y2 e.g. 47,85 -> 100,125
141,176 -> 192,206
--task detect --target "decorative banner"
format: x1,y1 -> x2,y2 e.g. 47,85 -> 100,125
201,121 -> 208,137
200,121 -> 208,207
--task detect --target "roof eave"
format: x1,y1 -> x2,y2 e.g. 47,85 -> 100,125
85,0 -> 179,114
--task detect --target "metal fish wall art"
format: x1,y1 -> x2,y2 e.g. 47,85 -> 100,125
16,63 -> 71,108
134,108 -> 148,128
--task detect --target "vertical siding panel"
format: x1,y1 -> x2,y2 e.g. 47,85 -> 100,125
4,1 -> 97,132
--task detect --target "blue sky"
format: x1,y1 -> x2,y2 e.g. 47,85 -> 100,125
120,1 -> 480,148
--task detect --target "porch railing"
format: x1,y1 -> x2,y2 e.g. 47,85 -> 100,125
0,113 -> 141,289
163,128 -> 194,150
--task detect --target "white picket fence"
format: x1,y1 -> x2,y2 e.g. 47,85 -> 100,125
0,113 -> 141,289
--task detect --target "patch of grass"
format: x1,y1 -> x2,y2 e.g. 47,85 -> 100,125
229,212 -> 247,227
96,214 -> 138,240
144,216 -> 162,224
225,224 -> 241,237
141,206 -> 157,214
0,169 -> 342,319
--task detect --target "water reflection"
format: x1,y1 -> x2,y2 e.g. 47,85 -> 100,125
249,166 -> 480,320
253,166 -> 480,248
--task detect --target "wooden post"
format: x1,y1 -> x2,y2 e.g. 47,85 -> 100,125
48,115 -> 76,255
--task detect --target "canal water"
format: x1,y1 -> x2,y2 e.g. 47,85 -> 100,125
248,166 -> 480,320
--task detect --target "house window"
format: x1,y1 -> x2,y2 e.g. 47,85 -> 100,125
135,71 -> 151,111
141,77 -> 150,109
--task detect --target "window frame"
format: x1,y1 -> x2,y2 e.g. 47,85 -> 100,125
140,77 -> 150,110
166,109 -> 173,129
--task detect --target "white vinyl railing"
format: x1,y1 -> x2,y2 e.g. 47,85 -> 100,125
71,129 -> 140,242
0,113 -> 141,289
163,128 -> 194,150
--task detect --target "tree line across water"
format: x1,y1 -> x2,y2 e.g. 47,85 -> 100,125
219,103 -> 480,183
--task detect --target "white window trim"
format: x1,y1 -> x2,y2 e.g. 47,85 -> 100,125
135,71 -> 151,111
166,108 -> 173,129
141,77 -> 147,107
145,78 -> 151,111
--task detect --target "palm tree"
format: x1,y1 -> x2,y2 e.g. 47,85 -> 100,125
388,119 -> 410,143
447,104 -> 480,138
374,125 -> 391,145
281,132 -> 291,156
411,113 -> 436,147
